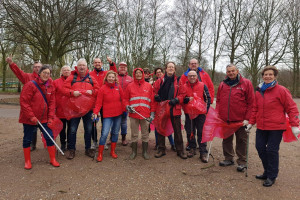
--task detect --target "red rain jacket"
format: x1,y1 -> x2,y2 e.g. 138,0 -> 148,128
124,68 -> 155,119
53,76 -> 68,119
249,82 -> 299,130
9,62 -> 39,84
19,77 -> 55,125
118,73 -> 133,90
153,74 -> 183,116
216,75 -> 254,122
93,82 -> 125,118
89,62 -> 117,87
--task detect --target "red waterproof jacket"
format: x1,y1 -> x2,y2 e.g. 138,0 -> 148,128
216,75 -> 254,122
90,62 -> 117,87
124,68 -> 155,119
153,74 -> 183,116
9,62 -> 39,84
63,67 -> 100,98
93,82 -> 124,118
179,79 -> 209,114
249,82 -> 299,130
53,76 -> 68,119
118,73 -> 133,90
179,67 -> 215,103
19,77 -> 55,125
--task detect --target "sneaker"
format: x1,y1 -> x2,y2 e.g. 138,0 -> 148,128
200,154 -> 208,163
219,160 -> 234,166
171,145 -> 176,152
237,164 -> 247,172
85,149 -> 95,158
104,144 -> 109,150
154,150 -> 166,158
66,149 -> 75,160
187,148 -> 196,158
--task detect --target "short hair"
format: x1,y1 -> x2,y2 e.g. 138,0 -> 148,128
154,67 -> 163,75
226,63 -> 237,69
189,59 -> 198,64
38,65 -> 52,74
164,61 -> 176,69
60,65 -> 71,76
103,70 -> 119,84
32,61 -> 42,69
143,68 -> 150,74
77,58 -> 87,66
261,65 -> 278,77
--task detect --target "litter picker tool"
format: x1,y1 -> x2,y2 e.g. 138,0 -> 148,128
245,127 -> 250,177
131,107 -> 152,124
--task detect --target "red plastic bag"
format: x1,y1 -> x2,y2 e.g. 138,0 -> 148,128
185,93 -> 207,119
283,116 -> 300,142
63,93 -> 95,120
153,101 -> 174,137
201,108 -> 243,143
41,117 -> 63,148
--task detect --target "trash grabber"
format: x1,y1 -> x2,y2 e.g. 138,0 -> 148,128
38,121 -> 64,155
131,108 -> 152,124
92,119 -> 98,160
245,128 -> 250,177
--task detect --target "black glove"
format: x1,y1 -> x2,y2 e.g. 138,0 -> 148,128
183,97 -> 190,104
169,98 -> 179,106
154,95 -> 162,102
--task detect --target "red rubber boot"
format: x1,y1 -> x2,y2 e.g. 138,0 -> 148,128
97,145 -> 105,162
47,146 -> 60,167
110,142 -> 118,159
23,147 -> 32,170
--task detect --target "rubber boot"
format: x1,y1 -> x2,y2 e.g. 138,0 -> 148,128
110,142 -> 118,159
97,145 -> 105,162
142,142 -> 150,160
47,146 -> 60,167
23,147 -> 32,170
129,142 -> 137,160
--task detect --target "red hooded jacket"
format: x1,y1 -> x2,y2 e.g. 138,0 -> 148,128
153,74 -> 183,116
216,75 -> 254,122
53,76 -> 68,119
19,77 -> 55,125
249,82 -> 299,130
124,68 -> 155,119
90,62 -> 117,87
9,62 -> 39,84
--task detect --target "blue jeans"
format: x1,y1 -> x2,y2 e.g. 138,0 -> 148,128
23,123 -> 54,148
68,111 -> 93,150
99,115 -> 122,145
155,129 -> 174,146
255,129 -> 283,180
120,112 -> 128,135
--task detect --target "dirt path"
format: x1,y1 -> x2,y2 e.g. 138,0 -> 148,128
0,95 -> 299,199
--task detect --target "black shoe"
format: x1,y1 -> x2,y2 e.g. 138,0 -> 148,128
177,151 -> 187,159
256,174 -> 267,180
85,149 -> 95,158
263,178 -> 276,187
237,164 -> 247,172
219,160 -> 234,166
155,150 -> 166,158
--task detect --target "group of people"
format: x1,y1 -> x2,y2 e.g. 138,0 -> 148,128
6,56 -> 299,188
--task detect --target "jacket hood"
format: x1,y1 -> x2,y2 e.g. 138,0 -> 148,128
133,68 -> 145,84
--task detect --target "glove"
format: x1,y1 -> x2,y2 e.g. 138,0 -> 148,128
169,98 -> 179,106
154,95 -> 162,102
183,97 -> 190,104
149,112 -> 155,123
243,120 -> 249,126
245,124 -> 252,132
126,106 -> 134,113
291,127 -> 300,140
30,117 -> 38,125
91,113 -> 99,122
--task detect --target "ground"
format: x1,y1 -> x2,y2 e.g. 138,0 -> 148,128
0,94 -> 299,200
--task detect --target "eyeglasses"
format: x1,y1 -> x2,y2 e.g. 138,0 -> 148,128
188,75 -> 197,77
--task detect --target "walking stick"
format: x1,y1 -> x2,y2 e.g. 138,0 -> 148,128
38,121 -> 64,155
245,128 -> 250,177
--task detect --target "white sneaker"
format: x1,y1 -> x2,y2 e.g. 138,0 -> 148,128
104,144 -> 109,150
91,141 -> 97,149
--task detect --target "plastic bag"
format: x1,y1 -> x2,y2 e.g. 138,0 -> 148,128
201,108 -> 243,143
185,93 -> 207,119
153,101 -> 174,137
282,116 -> 300,142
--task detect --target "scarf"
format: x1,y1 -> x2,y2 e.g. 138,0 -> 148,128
260,80 -> 276,92
158,74 -> 174,101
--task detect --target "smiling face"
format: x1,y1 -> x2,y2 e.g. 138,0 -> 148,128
119,64 -> 127,75
187,71 -> 197,84
33,62 -> 42,74
39,68 -> 51,82
165,63 -> 175,76
155,69 -> 163,78
77,61 -> 88,77
107,73 -> 116,83
226,65 -> 239,80
135,70 -> 143,80
93,58 -> 102,70
263,69 -> 276,84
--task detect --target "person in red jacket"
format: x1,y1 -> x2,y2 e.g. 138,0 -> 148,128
6,57 -> 43,151
92,71 -> 124,162
63,58 -> 100,159
216,64 -> 254,171
247,65 -> 299,187
90,56 -> 117,149
117,62 -> 133,146
124,68 -> 155,160
20,65 -> 59,169
53,65 -> 72,152
179,70 -> 211,162
153,62 -> 187,159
